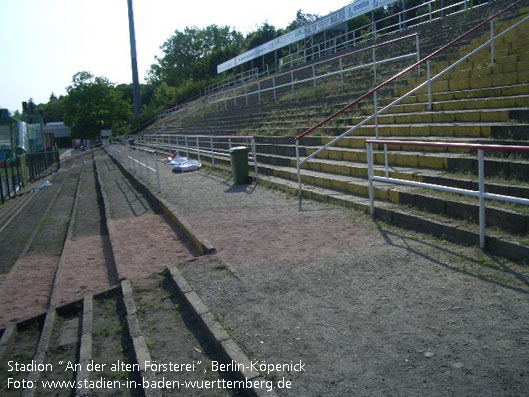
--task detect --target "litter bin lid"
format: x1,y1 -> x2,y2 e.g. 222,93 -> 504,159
229,146 -> 249,153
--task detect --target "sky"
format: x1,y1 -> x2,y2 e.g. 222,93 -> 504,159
0,0 -> 350,114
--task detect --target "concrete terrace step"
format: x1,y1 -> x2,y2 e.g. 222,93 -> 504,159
257,174 -> 529,264
253,150 -> 529,197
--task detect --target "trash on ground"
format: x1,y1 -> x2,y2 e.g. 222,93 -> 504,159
164,153 -> 201,173
36,181 -> 52,191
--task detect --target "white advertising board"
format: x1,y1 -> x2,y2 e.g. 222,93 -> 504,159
217,0 -> 398,73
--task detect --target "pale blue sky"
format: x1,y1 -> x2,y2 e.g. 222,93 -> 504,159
0,0 -> 348,113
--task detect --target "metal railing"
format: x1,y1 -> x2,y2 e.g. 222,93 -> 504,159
204,66 -> 268,96
294,0 -> 526,209
134,134 -> 259,182
106,144 -> 162,192
366,139 -> 529,249
0,157 -> 23,204
207,33 -> 420,110
133,0 -> 497,137
280,0 -> 491,69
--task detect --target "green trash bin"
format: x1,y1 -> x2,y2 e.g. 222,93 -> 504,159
229,146 -> 250,185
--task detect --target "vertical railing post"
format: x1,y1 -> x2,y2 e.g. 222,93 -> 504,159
154,151 -> 161,193
384,144 -> 389,178
373,47 -> 379,138
228,138 -> 232,149
339,57 -> 344,89
258,81 -> 261,104
296,139 -> 302,211
429,2 -> 432,21
196,137 -> 200,161
490,19 -> 496,66
245,86 -> 248,106
210,137 -> 215,170
185,136 -> 189,157
312,65 -> 316,93
416,35 -> 421,76
0,166 -> 4,204
478,149 -> 486,249
252,138 -> 258,182
4,160 -> 10,199
367,142 -> 375,216
427,60 -> 433,111
272,77 -> 276,101
291,71 -> 295,93
145,151 -> 151,185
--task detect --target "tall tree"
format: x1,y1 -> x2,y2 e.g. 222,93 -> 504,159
149,25 -> 244,86
63,72 -> 132,139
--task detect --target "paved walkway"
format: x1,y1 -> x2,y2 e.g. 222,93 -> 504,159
111,146 -> 529,396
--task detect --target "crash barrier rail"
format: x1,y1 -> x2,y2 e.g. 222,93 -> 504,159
135,134 -> 259,182
280,0 -> 491,69
366,139 -> 529,249
106,144 -> 162,193
294,0 -> 526,208
207,33 -> 420,110
0,156 -> 23,204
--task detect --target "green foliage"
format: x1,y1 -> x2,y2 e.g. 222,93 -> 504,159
63,72 -> 132,139
149,25 -> 244,86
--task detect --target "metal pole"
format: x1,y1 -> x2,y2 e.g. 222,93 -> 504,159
196,137 -> 200,161
145,151 -> 151,185
367,143 -> 375,216
312,65 -> 316,92
490,20 -> 495,66
127,0 -> 142,115
384,144 -> 389,178
339,57 -> 344,88
416,35 -> 421,76
273,77 -> 276,101
210,137 -> 215,169
258,82 -> 261,103
296,140 -> 302,211
154,151 -> 161,193
478,149 -> 486,249
228,138 -> 232,149
429,2 -> 432,21
0,166 -> 4,203
252,138 -> 258,182
245,85 -> 248,106
291,71 -> 294,92
185,136 -> 189,157
373,47 -> 378,138
4,160 -> 10,199
427,60 -> 433,111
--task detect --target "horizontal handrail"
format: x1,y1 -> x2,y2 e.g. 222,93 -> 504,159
365,140 -> 529,153
365,139 -> 529,249
134,133 -> 259,182
211,33 -> 419,105
295,0 -> 524,141
208,52 -> 417,106
280,0 -> 463,68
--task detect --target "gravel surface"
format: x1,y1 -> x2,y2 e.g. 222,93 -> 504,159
135,156 -> 529,396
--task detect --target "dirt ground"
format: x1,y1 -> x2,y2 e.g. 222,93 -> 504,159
141,162 -> 529,396
96,155 -> 196,282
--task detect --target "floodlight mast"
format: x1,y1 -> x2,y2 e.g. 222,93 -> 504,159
127,0 -> 142,115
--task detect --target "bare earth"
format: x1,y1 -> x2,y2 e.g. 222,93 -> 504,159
144,163 -> 529,396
